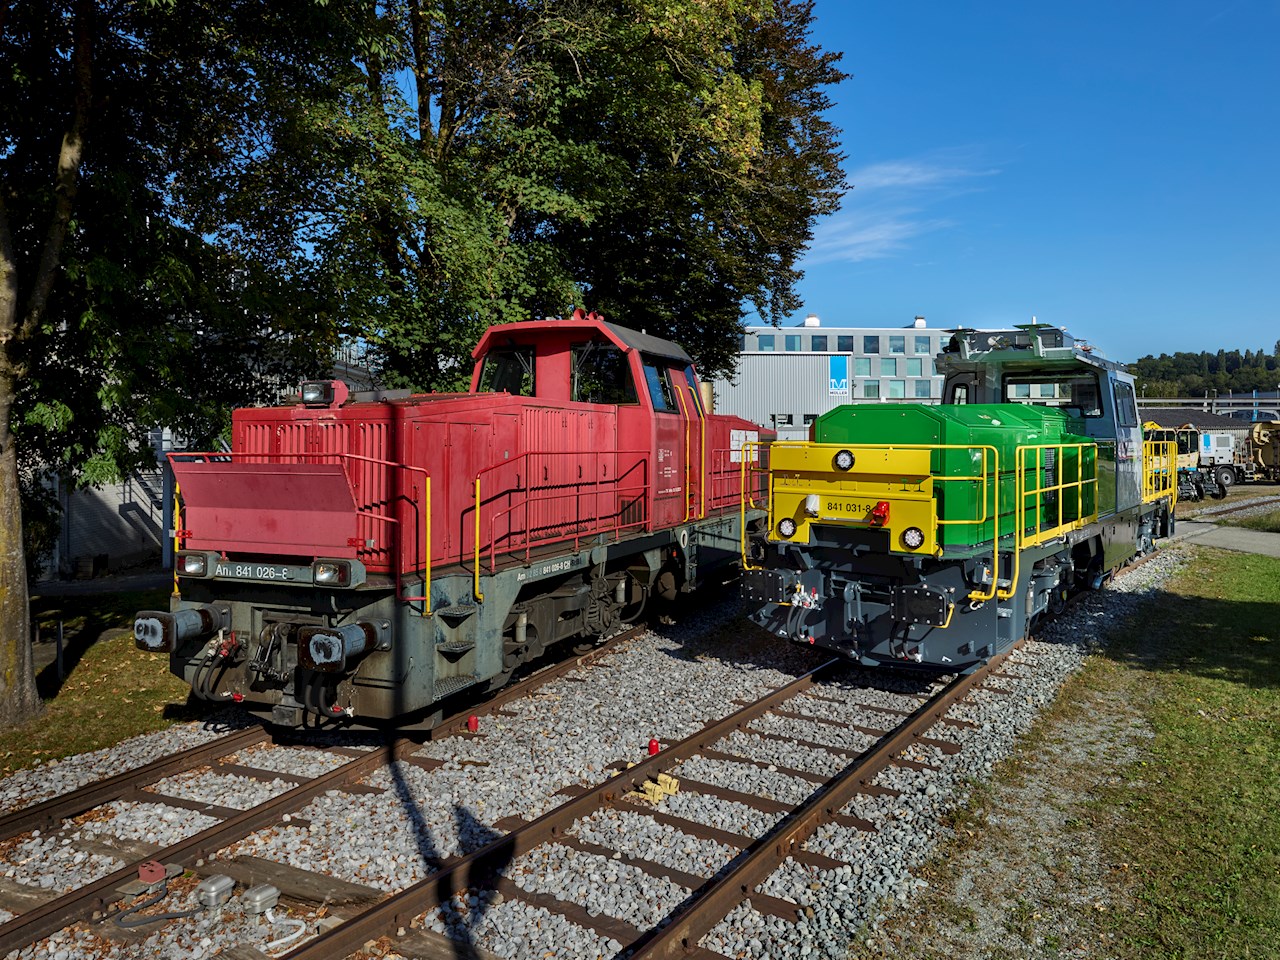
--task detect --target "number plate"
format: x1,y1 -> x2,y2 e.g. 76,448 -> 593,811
819,497 -> 876,521
211,561 -> 306,584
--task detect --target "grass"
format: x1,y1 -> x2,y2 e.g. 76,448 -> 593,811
0,587 -> 203,777
1087,547 -> 1280,959
1217,507 -> 1280,533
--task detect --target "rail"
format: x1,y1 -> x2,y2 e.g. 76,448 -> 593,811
1004,442 -> 1098,601
168,451 -> 433,615
1142,439 -> 1179,505
472,450 -> 651,602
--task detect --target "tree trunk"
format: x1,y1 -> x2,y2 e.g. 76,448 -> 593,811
0,0 -> 94,728
0,303 -> 42,729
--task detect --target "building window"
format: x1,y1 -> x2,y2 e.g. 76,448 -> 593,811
774,413 -> 793,426
803,413 -> 817,426
906,358 -> 923,377
785,334 -> 801,351
1039,383 -> 1056,398
1013,383 -> 1031,398
757,334 -> 775,351
854,357 -> 871,377
888,380 -> 906,398
915,335 -> 931,354
889,335 -> 905,354
837,335 -> 855,352
881,358 -> 897,376
863,382 -> 880,399
863,335 -> 880,354
811,335 -> 827,351
914,379 -> 932,398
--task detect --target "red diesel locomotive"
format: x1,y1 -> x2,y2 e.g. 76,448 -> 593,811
135,311 -> 770,729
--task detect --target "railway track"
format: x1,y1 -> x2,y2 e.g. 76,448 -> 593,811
1184,491 -> 1280,521
0,551 -> 1179,960
0,628 -> 643,958
274,651 -> 1004,960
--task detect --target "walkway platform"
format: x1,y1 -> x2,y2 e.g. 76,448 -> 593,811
1171,519 -> 1280,559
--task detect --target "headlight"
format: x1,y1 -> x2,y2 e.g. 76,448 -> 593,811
312,560 -> 351,586
299,380 -> 349,407
300,381 -> 332,404
833,449 -> 855,471
778,517 -> 798,539
902,526 -> 925,549
181,553 -> 208,576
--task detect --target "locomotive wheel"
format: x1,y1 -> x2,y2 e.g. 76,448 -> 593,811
1049,584 -> 1068,616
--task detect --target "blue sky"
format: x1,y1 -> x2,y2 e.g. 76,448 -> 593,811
792,1 -> 1280,362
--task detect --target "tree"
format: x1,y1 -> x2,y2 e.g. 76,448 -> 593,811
0,0 -> 334,728
558,0 -> 847,378
196,0 -> 847,388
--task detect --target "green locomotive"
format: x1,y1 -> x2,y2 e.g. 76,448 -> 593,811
741,324 -> 1177,670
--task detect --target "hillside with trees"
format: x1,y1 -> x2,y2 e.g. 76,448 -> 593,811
1129,341 -> 1280,397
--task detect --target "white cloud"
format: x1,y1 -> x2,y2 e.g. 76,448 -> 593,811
803,150 -> 999,265
805,214 -> 953,265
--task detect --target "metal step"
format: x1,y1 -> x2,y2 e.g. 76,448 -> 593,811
434,604 -> 477,622
435,639 -> 476,654
433,675 -> 476,700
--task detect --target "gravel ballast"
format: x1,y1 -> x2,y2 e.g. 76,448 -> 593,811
0,548 -> 1189,960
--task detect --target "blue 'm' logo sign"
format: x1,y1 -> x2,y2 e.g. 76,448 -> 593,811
829,355 -> 849,395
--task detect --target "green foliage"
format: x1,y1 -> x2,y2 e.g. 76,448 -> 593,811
2,0 -> 846,594
1131,344 -> 1280,398
2,0 -> 335,493
184,0 -> 847,387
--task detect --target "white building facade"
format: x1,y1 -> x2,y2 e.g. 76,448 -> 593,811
710,315 -> 949,439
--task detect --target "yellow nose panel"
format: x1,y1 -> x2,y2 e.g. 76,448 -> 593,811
768,444 -> 938,554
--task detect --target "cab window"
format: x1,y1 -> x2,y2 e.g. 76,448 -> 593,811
571,342 -> 637,405
478,347 -> 536,396
641,357 -> 678,412
1113,381 -> 1138,428
1003,373 -> 1102,417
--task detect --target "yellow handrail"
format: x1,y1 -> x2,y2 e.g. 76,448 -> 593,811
474,477 -> 483,602
1142,439 -> 1178,505
674,386 -> 692,523
172,481 -> 182,598
1003,442 -> 1099,600
422,476 -> 432,615
696,388 -> 707,519
740,440 -> 768,571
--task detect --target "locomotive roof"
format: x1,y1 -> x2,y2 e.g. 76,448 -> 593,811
472,313 -> 693,365
941,323 -> 1129,376
603,321 -> 694,364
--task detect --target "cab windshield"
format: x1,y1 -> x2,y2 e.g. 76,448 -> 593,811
1002,373 -> 1102,417
478,347 -> 536,396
